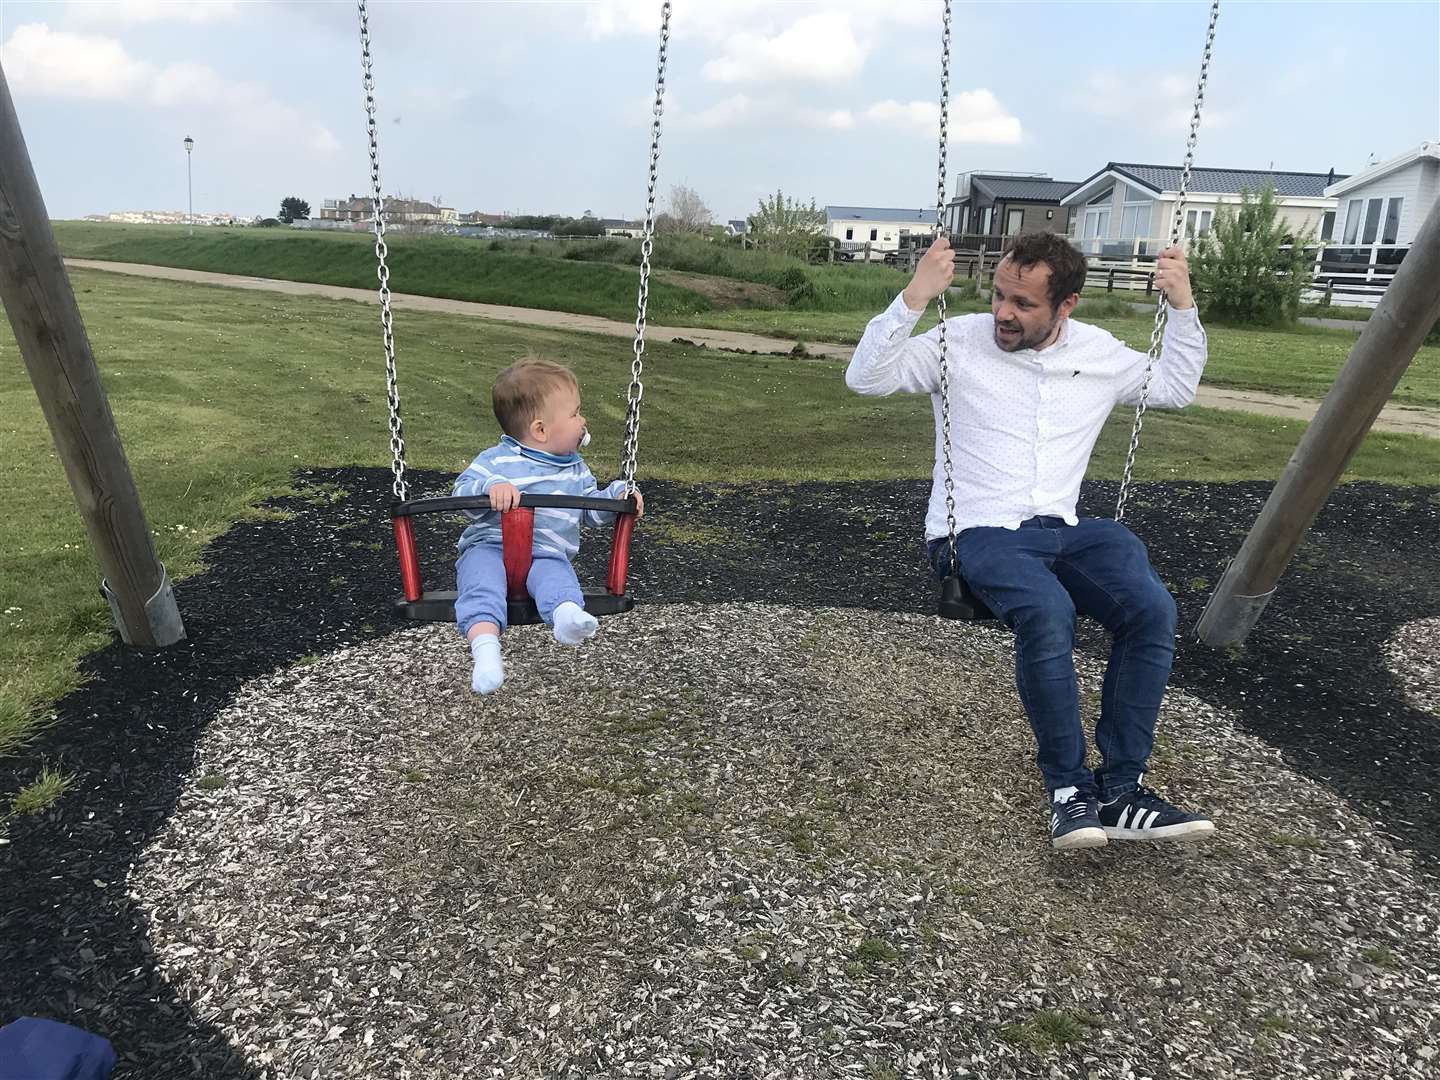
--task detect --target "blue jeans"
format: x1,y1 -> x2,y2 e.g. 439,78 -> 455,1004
454,543 -> 584,636
930,516 -> 1177,798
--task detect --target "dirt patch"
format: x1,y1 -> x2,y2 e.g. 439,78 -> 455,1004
653,269 -> 788,309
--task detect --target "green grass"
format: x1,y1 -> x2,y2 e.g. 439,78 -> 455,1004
1000,1009 -> 1101,1051
1259,1012 -> 1295,1035
696,303 -> 1440,409
1299,303 -> 1372,322
3,268 -> 1440,817
508,232 -> 915,313
1265,832 -> 1326,850
10,766 -> 73,817
1359,945 -> 1398,968
853,937 -> 900,965
56,222 -> 1440,407
54,221 -> 715,322
1087,312 -> 1440,408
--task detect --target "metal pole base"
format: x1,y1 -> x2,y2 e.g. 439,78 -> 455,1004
1195,561 -> 1276,649
100,564 -> 187,647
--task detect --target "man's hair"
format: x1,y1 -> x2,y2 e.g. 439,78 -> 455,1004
491,357 -> 578,437
1001,231 -> 1087,310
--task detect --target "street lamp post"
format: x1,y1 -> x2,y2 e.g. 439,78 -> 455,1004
183,135 -> 194,235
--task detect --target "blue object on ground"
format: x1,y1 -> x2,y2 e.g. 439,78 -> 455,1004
0,1017 -> 116,1080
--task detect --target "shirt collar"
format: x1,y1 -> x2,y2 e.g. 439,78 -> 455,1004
501,434 -> 580,466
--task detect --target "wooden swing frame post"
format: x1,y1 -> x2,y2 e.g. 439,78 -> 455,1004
0,61 -> 185,647
1195,195 -> 1440,648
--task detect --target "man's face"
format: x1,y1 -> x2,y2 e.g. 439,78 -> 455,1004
991,256 -> 1073,352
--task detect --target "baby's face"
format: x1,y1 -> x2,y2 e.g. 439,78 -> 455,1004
537,385 -> 588,454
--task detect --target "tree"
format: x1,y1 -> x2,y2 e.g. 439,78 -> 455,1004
506,214 -> 560,231
552,217 -> 604,237
278,196 -> 311,224
663,184 -> 711,233
747,189 -> 825,259
1189,186 -> 1315,326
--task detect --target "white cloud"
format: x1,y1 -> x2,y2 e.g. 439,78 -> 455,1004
2,23 -> 340,156
682,94 -> 853,132
677,87 -> 1018,143
1080,70 -> 1232,134
865,90 -> 1022,143
796,105 -> 856,131
863,100 -> 938,136
690,94 -> 758,129
65,0 -> 241,27
583,1 -> 936,41
703,12 -> 867,85
950,89 -> 1024,143
2,21 -> 150,99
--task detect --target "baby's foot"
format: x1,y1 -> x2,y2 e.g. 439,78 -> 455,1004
552,601 -> 598,646
470,635 -> 504,694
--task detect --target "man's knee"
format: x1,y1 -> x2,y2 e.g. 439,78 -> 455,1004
1129,579 -> 1177,639
1011,591 -> 1076,652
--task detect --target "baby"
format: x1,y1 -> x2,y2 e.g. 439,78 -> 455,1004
452,358 -> 643,693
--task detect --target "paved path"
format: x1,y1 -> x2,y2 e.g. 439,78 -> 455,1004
68,259 -> 1440,439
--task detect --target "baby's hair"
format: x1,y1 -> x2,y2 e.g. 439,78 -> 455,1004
492,355 -> 578,437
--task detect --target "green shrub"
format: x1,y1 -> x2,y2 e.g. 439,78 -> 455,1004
1189,186 -> 1315,326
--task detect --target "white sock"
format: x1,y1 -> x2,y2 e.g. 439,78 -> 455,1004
1052,786 -> 1079,804
470,635 -> 504,694
552,601 -> 598,647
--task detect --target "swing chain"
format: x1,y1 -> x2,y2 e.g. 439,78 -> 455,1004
621,2 -> 671,495
1116,0 -> 1220,522
934,0 -> 958,573
357,0 -> 407,503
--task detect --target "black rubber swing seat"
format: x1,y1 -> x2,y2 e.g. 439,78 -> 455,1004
938,573 -> 997,622
389,492 -> 639,627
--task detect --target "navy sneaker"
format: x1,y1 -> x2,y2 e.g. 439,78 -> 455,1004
1050,789 -> 1107,851
1099,784 -> 1215,842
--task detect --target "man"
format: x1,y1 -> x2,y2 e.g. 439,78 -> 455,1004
846,231 -> 1215,851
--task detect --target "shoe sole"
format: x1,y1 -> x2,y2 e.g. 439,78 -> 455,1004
1052,826 -> 1108,851
1103,820 -> 1216,842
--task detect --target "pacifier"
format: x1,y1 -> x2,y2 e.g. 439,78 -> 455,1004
580,427 -> 592,448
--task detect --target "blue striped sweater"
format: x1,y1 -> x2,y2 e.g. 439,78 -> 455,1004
453,436 -> 628,557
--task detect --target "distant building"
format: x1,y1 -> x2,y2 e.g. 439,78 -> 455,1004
85,210 -> 241,226
598,217 -> 644,238
459,211 -> 510,226
824,205 -> 936,254
319,195 -> 370,222
1324,142 -> 1438,248
944,172 -> 1078,240
318,194 -> 454,225
1060,161 -> 1342,256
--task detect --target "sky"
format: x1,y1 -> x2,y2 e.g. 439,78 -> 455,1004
3,0 -> 1438,223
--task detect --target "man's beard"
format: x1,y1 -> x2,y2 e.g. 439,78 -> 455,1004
993,313 -> 1061,352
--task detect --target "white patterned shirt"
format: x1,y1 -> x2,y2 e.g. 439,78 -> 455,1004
845,292 -> 1208,538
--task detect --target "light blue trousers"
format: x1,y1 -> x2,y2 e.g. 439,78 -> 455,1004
454,543 -> 584,635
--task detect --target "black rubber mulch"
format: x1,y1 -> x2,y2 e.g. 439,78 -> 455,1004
1,466 -> 1437,1078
